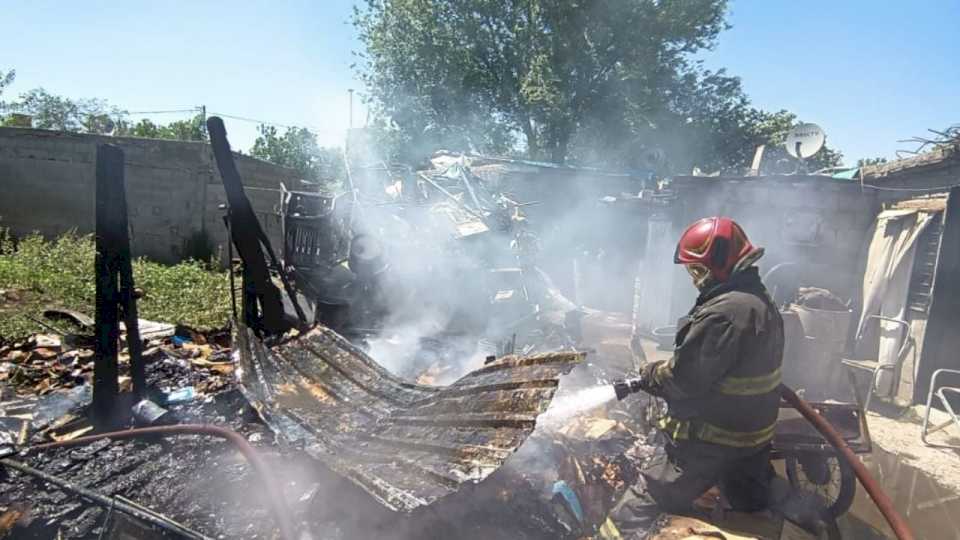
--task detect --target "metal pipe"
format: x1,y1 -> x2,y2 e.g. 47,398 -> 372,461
0,457 -> 211,540
26,424 -> 296,540
779,384 -> 914,540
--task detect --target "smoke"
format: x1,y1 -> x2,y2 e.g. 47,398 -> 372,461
537,384 -> 618,429
344,153 -> 663,385
364,314 -> 495,384
363,314 -> 446,377
348,173 -> 511,382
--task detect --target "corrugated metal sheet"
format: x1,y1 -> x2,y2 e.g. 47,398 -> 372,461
234,324 -> 583,512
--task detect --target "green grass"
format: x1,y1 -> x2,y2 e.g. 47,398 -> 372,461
0,230 -> 232,342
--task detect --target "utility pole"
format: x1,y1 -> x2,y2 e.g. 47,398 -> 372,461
199,105 -> 207,139
348,89 -> 354,130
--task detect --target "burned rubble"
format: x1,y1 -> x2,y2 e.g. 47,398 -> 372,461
0,121 -> 658,540
0,319 -> 654,539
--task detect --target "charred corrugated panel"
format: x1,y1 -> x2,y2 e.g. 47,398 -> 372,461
235,324 -> 584,512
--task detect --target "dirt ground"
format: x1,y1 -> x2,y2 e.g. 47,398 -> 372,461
838,406 -> 960,539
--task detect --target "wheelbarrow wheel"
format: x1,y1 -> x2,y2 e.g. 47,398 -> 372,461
785,452 -> 856,519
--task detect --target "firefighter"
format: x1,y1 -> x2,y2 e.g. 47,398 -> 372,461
610,216 -> 784,536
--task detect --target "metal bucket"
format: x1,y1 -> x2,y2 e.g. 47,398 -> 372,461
791,304 -> 852,357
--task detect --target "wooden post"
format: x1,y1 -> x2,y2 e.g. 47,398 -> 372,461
93,144 -> 145,426
116,173 -> 145,399
93,145 -> 123,424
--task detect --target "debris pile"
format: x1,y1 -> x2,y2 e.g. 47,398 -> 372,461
0,321 -> 234,451
0,304 -> 660,540
1,334 -> 90,395
1,131 -> 659,539
0,325 -> 231,400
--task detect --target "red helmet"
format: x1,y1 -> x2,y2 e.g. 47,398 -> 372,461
674,217 -> 756,283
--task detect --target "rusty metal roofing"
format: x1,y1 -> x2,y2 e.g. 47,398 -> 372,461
234,324 -> 583,512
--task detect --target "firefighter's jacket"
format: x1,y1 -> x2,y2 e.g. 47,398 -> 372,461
641,266 -> 784,450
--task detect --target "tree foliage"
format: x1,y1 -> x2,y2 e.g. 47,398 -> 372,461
0,69 -> 14,101
857,157 -> 888,167
0,76 -> 204,142
354,0 -> 729,164
2,88 -> 124,133
251,124 -> 343,187
114,114 -> 206,142
353,1 -> 843,173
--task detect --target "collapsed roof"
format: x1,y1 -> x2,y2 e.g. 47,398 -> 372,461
234,323 -> 584,512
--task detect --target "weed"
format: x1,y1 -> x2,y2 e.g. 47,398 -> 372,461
0,230 -> 231,342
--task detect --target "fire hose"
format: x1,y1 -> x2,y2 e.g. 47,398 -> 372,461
23,424 -> 296,540
778,384 -> 913,540
613,378 -> 914,540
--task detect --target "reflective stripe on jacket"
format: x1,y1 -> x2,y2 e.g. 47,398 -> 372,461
642,266 -> 784,449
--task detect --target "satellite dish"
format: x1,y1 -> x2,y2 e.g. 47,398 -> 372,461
784,123 -> 825,159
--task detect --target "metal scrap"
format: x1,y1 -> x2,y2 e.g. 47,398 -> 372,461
235,322 -> 584,511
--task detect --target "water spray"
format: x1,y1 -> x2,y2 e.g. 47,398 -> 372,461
538,377 -> 645,429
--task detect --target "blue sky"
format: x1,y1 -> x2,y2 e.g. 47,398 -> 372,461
2,1 -> 957,165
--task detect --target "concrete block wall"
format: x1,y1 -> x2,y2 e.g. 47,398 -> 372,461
0,127 -> 296,264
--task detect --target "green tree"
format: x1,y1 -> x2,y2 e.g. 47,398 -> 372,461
354,0 -> 730,165
0,69 -> 27,128
4,88 -> 124,134
10,88 -> 80,131
116,118 -> 162,138
114,113 -> 206,142
251,124 -> 343,186
1,82 -> 205,142
857,157 -> 888,167
354,1 -> 844,174
0,69 -> 14,101
157,114 -> 206,141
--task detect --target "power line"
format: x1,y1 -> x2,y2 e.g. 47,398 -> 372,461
6,98 -> 345,137
211,112 -> 342,135
122,109 -> 198,115
211,112 -> 297,129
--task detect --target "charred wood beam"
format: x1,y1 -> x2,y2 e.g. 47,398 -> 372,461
93,144 -> 145,425
0,458 -> 211,540
116,177 -> 146,400
205,116 -> 305,336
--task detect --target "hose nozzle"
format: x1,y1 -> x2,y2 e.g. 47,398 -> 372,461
613,377 -> 644,401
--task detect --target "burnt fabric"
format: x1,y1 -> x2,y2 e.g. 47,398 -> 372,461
640,266 -> 784,449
